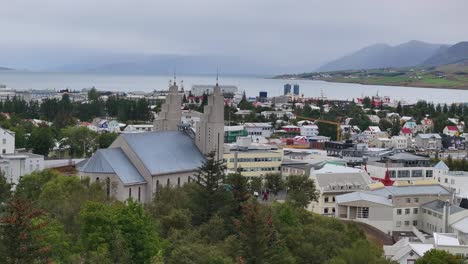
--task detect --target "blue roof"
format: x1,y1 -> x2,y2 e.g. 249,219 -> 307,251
80,148 -> 145,185
121,131 -> 205,175
367,185 -> 451,197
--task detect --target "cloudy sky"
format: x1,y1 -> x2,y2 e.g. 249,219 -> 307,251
0,0 -> 467,71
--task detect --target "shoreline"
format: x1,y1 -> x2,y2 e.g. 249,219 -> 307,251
273,77 -> 468,91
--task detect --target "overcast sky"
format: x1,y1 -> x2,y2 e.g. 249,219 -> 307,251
0,0 -> 467,70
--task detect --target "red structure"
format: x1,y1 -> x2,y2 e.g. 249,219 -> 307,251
371,167 -> 395,186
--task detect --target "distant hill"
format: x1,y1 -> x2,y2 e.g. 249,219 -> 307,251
0,66 -> 14,71
422,41 -> 468,66
318,40 -> 447,72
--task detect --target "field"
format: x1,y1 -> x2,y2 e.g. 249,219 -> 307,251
277,62 -> 468,90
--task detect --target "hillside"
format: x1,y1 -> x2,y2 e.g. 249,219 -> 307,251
277,62 -> 468,90
423,41 -> 468,66
318,40 -> 446,72
0,66 -> 13,71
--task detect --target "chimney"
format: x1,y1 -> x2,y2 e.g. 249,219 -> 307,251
444,200 -> 450,233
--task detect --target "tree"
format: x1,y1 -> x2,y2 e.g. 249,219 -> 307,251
286,175 -> 319,208
415,249 -> 462,264
396,102 -> 402,115
362,97 -> 371,109
88,87 -> 100,101
233,201 -> 288,264
61,126 -> 98,157
28,126 -> 54,156
0,172 -> 12,210
249,177 -> 263,194
378,119 -> 392,132
264,173 -> 284,196
226,173 -> 250,214
0,198 -> 51,264
328,240 -> 395,264
98,132 -> 119,148
194,151 -> 228,221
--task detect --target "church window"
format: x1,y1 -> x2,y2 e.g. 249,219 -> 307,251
106,178 -> 110,198
177,177 -> 181,187
167,178 -> 170,187
129,188 -> 132,198
138,187 -> 141,202
96,177 -> 100,182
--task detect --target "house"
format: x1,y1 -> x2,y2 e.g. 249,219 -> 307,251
443,126 -> 460,137
300,125 -> 319,137
308,164 -> 371,217
435,170 -> 468,203
281,125 -> 300,133
391,136 -> 410,150
0,127 -> 15,154
260,110 -> 295,120
363,126 -> 382,137
367,115 -> 381,124
414,134 -> 442,150
123,124 -> 153,133
400,128 -> 413,138
420,118 -> 434,133
335,184 -> 452,234
403,121 -> 418,133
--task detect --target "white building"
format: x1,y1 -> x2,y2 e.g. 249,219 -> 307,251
191,85 -> 238,96
366,153 -> 435,182
260,110 -> 295,120
391,136 -> 410,150
300,125 -> 319,137
308,164 -> 371,217
123,124 -> 153,133
0,127 -> 15,154
244,123 -> 273,138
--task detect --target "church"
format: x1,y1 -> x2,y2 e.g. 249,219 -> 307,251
77,80 -> 224,203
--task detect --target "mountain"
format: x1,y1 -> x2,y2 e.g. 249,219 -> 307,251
0,66 -> 14,71
318,40 -> 447,72
422,41 -> 468,66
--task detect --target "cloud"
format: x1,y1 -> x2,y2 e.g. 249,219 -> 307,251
0,0 -> 467,70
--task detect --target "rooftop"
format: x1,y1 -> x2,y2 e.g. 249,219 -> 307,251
387,152 -> 430,161
421,200 -> 465,215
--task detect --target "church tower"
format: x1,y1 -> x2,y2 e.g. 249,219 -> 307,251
153,80 -> 182,131
195,82 -> 225,160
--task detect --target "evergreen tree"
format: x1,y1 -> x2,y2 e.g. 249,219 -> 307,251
195,151 -> 227,221
286,175 -> 319,208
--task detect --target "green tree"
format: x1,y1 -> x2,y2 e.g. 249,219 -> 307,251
28,126 -> 54,156
226,173 -> 250,215
0,172 -> 12,212
61,126 -> 98,157
98,132 -> 119,148
194,151 -> 228,221
415,249 -> 462,264
286,175 -> 319,208
249,177 -> 263,194
88,87 -> 100,101
328,240 -> 394,264
264,173 -> 284,196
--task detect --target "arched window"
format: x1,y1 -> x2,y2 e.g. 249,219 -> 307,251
177,177 -> 181,187
188,176 -> 191,183
106,178 -> 110,198
96,177 -> 100,183
167,178 -> 170,187
128,187 -> 132,198
156,180 -> 160,192
138,187 -> 141,202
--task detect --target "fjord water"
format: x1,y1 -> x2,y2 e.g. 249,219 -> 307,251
1,71 -> 467,104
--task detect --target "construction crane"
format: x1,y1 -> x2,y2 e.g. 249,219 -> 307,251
296,116 -> 342,141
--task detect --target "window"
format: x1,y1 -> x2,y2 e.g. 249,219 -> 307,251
426,170 -> 433,178
406,198 -> 411,203
357,207 -> 369,218
138,187 -> 141,202
324,208 -> 329,214
404,221 -> 410,226
128,188 -> 132,198
396,221 -> 401,227
413,208 -> 418,214
412,170 -> 423,177
332,208 -> 336,213
414,198 -> 419,203
445,178 -> 448,183
398,170 -> 410,178
167,178 -> 170,187
405,208 -> 411,215
332,196 -> 336,202
2,139 -> 5,144
397,209 -> 402,215
177,177 -> 181,187
2,149 -> 5,154
106,178 -> 110,198
324,196 -> 329,203
389,170 -> 396,178
413,220 -> 418,226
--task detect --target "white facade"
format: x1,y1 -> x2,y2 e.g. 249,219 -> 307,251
300,125 -> 319,137
244,123 -> 273,138
0,153 -> 44,185
0,127 -> 15,154
124,124 -> 153,133
391,136 -> 410,150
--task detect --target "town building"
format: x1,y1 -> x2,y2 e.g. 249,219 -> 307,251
443,126 -> 460,137
335,184 -> 453,234
123,124 -> 153,133
300,125 -> 319,137
191,85 -> 238,96
244,123 -> 273,138
414,134 -> 442,150
224,137 -> 283,178
224,126 -> 248,143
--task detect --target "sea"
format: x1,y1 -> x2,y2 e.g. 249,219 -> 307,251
1,71 -> 467,104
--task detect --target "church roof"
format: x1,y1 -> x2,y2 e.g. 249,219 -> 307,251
434,160 -> 449,170
121,131 -> 205,175
80,148 -> 145,185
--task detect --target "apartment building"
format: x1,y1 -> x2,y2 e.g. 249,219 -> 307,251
366,153 -> 435,182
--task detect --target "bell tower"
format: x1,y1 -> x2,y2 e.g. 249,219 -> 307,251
153,79 -> 182,131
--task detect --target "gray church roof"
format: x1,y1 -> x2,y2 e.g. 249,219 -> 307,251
79,148 -> 145,185
422,200 -> 465,215
434,161 -> 449,170
121,131 -> 205,175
